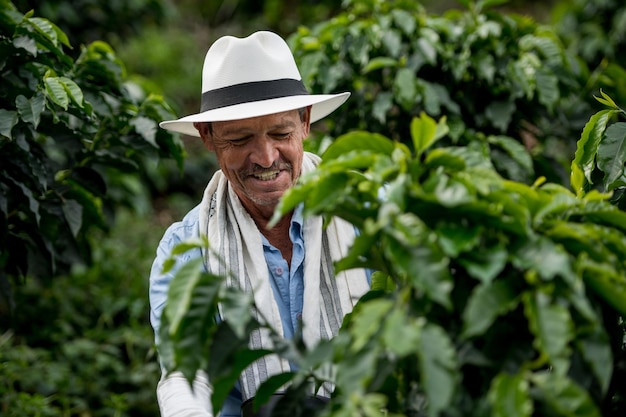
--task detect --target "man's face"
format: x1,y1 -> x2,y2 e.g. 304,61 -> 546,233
196,107 -> 311,215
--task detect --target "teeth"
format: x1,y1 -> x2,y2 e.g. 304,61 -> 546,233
254,170 -> 279,180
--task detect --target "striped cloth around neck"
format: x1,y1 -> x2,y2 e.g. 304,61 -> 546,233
197,151 -> 369,401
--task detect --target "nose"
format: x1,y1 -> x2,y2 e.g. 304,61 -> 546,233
250,135 -> 278,168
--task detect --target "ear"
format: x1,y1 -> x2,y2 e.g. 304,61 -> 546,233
301,106 -> 312,137
194,122 -> 215,151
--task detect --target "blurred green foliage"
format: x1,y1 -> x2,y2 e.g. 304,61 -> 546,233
553,0 -> 626,106
1,209 -> 170,416
0,0 -> 184,312
163,103 -> 626,416
290,0 -> 595,187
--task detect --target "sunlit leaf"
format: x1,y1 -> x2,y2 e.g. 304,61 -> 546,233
165,257 -> 211,335
572,109 -> 618,185
59,77 -> 84,108
488,371 -> 533,417
411,113 -> 437,155
598,122 -> 626,191
322,131 -> 394,162
44,76 -> 69,110
363,57 -> 398,73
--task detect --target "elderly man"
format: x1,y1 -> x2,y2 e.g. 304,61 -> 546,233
149,31 -> 370,417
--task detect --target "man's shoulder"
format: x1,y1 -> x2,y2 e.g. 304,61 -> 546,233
161,204 -> 202,242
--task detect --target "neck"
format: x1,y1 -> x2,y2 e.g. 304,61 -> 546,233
251,208 -> 294,267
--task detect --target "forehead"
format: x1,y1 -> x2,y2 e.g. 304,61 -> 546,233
212,109 -> 300,135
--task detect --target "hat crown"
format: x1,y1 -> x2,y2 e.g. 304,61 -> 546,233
202,31 -> 302,93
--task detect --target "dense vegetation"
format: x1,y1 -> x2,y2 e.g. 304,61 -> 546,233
2,0 -> 626,415
163,96 -> 626,417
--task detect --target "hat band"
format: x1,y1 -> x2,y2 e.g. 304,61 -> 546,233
200,78 -> 309,112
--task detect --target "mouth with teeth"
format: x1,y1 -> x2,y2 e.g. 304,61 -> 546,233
253,169 -> 281,181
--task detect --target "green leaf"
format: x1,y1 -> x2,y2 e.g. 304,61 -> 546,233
302,171 -> 350,216
62,199 -> 83,237
371,91 -> 393,123
15,92 -> 45,128
382,29 -> 402,58
130,116 -> 158,147
487,372 -> 533,417
322,131 -> 394,162
13,35 -> 37,56
349,298 -> 393,352
28,17 -> 58,47
535,68 -> 559,111
391,9 -> 416,35
570,163 -> 585,197
458,245 -> 508,284
479,0 -> 511,12
59,77 -> 84,108
523,291 -> 573,373
578,326 -> 613,396
597,122 -> 626,191
210,346 -> 272,415
165,257 -> 212,336
462,280 -> 519,339
488,135 -> 533,174
594,89 -> 620,110
382,305 -> 421,357
579,257 -> 626,317
394,67 -> 417,109
0,109 -> 19,139
485,100 -> 515,132
363,57 -> 398,74
44,76 -> 69,110
411,112 -> 442,156
530,372 -> 601,417
435,223 -> 480,257
253,372 -> 296,412
572,109 -> 618,187
169,238 -> 206,256
218,286 -> 254,339
418,324 -> 458,416
512,237 -> 573,281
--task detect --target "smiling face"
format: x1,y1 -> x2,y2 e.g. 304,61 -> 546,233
195,107 -> 311,220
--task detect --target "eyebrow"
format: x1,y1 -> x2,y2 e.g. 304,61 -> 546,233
218,120 -> 297,137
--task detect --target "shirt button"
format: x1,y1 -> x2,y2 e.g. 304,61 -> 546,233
275,267 -> 284,276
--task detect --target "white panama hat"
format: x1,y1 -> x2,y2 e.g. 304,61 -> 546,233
159,31 -> 350,137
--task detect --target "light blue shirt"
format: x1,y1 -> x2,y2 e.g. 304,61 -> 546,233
149,204 -> 308,416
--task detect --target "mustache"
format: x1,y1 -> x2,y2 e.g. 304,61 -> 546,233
241,162 -> 292,176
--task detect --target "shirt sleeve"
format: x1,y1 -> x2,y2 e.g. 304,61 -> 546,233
157,370 -> 213,417
149,206 -> 202,348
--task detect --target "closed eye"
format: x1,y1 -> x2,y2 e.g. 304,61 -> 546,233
229,135 -> 252,145
273,132 -> 291,139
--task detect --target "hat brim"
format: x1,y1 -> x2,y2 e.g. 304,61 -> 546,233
159,92 -> 350,137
